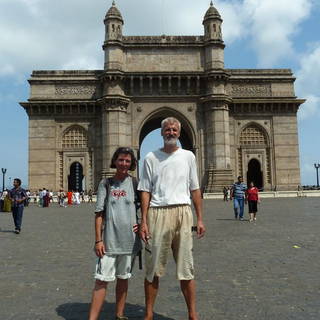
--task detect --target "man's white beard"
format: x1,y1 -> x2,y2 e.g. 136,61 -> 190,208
164,137 -> 178,146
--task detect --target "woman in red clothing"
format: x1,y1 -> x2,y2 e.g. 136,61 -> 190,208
67,190 -> 73,205
246,182 -> 260,222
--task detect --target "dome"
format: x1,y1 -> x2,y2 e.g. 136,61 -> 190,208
203,1 -> 221,22
105,1 -> 123,21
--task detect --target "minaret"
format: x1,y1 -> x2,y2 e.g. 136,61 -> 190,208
201,2 -> 233,192
103,1 -> 124,71
100,2 -> 130,179
202,1 -> 224,70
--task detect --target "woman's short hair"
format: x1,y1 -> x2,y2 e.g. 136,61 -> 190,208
110,147 -> 137,171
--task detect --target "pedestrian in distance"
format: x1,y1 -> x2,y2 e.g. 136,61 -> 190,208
138,117 -> 205,320
89,147 -> 142,320
246,181 -> 260,222
230,176 -> 247,221
9,178 -> 27,234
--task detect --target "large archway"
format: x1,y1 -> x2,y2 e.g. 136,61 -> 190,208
68,162 -> 84,192
138,109 -> 196,176
139,109 -> 195,153
247,159 -> 263,189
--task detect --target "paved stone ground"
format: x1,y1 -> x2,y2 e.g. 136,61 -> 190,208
0,198 -> 319,320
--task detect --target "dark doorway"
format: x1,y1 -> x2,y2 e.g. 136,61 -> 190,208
68,162 -> 84,192
247,159 -> 263,189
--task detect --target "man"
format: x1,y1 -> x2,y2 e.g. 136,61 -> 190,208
230,176 -> 247,221
138,117 -> 205,320
9,178 -> 27,234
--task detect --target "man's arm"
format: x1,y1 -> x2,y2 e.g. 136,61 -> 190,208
191,189 -> 205,238
139,191 -> 151,243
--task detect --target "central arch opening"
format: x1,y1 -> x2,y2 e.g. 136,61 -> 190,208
247,159 -> 263,189
138,111 -> 195,175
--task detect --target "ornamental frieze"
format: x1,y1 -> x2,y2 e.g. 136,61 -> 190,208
55,85 -> 96,96
231,84 -> 271,97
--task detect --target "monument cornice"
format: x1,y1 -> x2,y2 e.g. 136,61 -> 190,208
121,35 -> 204,48
98,95 -> 130,112
200,94 -> 233,104
20,100 -> 98,116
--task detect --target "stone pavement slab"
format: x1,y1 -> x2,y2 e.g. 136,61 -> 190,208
0,198 -> 319,320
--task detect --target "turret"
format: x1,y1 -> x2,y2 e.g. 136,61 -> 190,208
104,1 -> 123,41
103,1 -> 124,71
202,1 -> 225,70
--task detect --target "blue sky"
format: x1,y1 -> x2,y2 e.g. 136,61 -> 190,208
0,0 -> 320,188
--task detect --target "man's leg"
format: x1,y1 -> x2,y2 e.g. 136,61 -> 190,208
144,276 -> 159,320
12,207 -> 18,230
89,280 -> 108,320
233,198 -> 239,219
180,279 -> 198,320
16,206 -> 24,231
239,198 -> 244,219
115,278 -> 128,318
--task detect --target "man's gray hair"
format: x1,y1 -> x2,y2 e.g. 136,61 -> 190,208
161,117 -> 181,131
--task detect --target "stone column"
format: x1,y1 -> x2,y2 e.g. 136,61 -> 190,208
100,97 -> 130,178
203,99 -> 233,192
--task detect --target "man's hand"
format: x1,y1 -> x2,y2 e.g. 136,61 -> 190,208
196,220 -> 206,239
95,241 -> 106,258
139,222 -> 150,243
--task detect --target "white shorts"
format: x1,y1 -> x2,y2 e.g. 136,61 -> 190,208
94,254 -> 135,282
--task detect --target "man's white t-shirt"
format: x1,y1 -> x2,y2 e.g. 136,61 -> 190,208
138,148 -> 200,207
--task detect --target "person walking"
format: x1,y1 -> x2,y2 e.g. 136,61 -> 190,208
89,147 -> 141,320
230,176 -> 247,221
138,117 -> 205,320
88,189 -> 93,203
3,190 -> 12,212
246,182 -> 260,222
9,178 -> 27,234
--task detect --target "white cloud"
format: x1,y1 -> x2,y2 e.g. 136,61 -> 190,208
241,0 -> 313,66
296,43 -> 320,120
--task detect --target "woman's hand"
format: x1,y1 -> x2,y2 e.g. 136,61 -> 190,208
133,224 -> 139,233
95,241 -> 106,258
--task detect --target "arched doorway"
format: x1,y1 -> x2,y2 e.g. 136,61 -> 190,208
68,162 -> 84,192
247,159 -> 263,189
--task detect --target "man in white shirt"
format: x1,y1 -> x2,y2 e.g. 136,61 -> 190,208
139,117 -> 205,320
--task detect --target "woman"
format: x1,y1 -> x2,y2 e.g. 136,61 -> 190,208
3,190 -> 12,212
67,190 -> 73,205
246,181 -> 260,222
89,147 -> 141,320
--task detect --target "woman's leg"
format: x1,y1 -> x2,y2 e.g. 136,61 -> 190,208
89,280 -> 108,320
115,278 -> 129,317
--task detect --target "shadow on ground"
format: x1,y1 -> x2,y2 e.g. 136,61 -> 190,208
56,302 -> 175,320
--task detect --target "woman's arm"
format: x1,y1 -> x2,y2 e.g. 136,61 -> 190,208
94,212 -> 106,257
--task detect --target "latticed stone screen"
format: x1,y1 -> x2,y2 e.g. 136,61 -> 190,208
62,126 -> 88,149
240,125 -> 267,145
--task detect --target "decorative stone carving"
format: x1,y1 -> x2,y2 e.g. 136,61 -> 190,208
55,86 -> 95,96
231,84 -> 271,97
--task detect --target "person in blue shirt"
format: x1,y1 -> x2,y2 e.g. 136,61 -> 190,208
230,176 -> 247,221
9,178 -> 27,234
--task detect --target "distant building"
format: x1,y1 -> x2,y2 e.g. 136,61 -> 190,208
21,2 -> 305,192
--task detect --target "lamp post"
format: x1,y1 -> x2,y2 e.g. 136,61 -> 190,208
314,163 -> 320,189
1,168 -> 7,191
